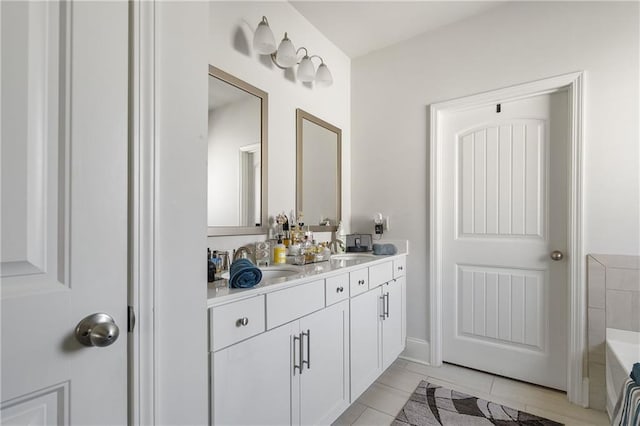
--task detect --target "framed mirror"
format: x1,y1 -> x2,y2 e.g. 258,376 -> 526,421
296,109 -> 342,232
208,66 -> 268,236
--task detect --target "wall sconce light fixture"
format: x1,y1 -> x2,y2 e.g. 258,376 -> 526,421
252,16 -> 333,87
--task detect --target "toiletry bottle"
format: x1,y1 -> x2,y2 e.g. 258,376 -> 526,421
212,251 -> 222,280
283,220 -> 290,247
208,249 -> 215,282
274,237 -> 287,265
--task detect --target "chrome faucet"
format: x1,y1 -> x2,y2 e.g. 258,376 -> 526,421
233,245 -> 255,263
329,239 -> 345,254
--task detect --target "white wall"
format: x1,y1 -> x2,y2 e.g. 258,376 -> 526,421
153,2 -> 209,424
207,1 -> 351,251
351,1 -> 640,352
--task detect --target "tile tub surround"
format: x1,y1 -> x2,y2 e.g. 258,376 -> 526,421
587,254 -> 640,411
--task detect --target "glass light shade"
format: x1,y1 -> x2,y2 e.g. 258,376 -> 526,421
315,63 -> 333,87
253,19 -> 276,55
275,33 -> 297,68
297,56 -> 315,82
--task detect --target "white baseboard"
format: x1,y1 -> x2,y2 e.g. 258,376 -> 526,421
400,337 -> 431,365
583,376 -> 591,409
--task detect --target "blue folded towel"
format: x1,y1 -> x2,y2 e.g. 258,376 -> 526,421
373,243 -> 398,256
632,363 -> 640,385
229,259 -> 262,289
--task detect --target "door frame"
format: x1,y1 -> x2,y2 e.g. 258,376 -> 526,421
129,1 -> 156,424
129,2 -> 210,424
429,72 -> 585,405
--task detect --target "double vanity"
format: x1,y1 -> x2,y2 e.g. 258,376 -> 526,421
206,64 -> 398,424
207,250 -> 408,425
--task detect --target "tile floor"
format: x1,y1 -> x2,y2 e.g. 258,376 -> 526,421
332,359 -> 611,426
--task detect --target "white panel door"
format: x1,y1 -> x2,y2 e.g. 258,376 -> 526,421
442,92 -> 569,390
1,1 -> 128,424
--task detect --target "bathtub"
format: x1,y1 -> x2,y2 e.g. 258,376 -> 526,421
605,328 -> 640,418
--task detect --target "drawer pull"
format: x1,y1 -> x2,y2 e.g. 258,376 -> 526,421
236,317 -> 249,327
398,266 -> 404,271
336,286 -> 344,293
358,279 -> 365,285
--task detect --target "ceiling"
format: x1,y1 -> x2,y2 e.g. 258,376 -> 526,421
289,1 -> 504,59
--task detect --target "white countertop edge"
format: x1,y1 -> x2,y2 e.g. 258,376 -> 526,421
207,248 -> 408,307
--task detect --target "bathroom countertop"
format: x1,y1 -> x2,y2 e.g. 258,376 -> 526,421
207,240 -> 408,307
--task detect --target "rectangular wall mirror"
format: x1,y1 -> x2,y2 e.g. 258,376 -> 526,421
296,109 -> 342,231
208,66 -> 268,236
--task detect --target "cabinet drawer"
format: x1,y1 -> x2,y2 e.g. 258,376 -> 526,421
349,268 -> 369,297
393,257 -> 406,279
369,261 -> 393,288
326,273 -> 349,306
266,279 -> 325,329
210,295 -> 265,351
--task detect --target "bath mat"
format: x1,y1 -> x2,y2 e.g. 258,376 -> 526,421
393,380 -> 562,425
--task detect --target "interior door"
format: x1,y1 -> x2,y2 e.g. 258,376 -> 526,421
442,91 -> 569,390
1,1 -> 128,424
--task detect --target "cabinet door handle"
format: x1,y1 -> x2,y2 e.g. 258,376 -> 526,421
336,286 -> 344,293
385,292 -> 390,318
236,317 -> 249,327
293,334 -> 303,375
358,279 -> 365,285
301,329 -> 311,370
380,295 -> 386,320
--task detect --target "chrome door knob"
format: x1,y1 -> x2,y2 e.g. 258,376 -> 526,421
550,250 -> 564,261
75,313 -> 120,347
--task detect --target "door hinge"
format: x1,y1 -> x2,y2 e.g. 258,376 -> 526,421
128,305 -> 136,333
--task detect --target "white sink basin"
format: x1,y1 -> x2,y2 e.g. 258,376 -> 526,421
330,253 -> 377,261
221,265 -> 301,280
258,265 -> 301,279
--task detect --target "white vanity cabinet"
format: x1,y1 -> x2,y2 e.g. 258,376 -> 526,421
210,290 -> 349,425
349,261 -> 406,401
209,253 -> 407,425
296,300 -> 350,425
381,276 -> 405,370
212,320 -> 295,425
350,287 -> 383,400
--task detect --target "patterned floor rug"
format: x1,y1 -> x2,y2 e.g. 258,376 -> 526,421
393,381 -> 563,425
